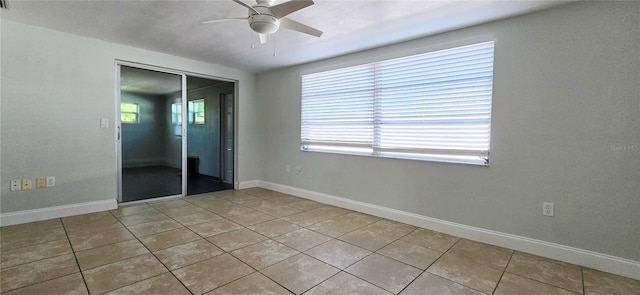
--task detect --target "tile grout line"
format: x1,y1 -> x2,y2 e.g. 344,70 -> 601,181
405,237 -> 496,295
330,223 -> 425,294
240,187 -> 490,293
0,220 -> 84,294
130,197 -> 265,291
582,267 -> 586,295
216,250 -> 297,295
105,206 -> 196,295
502,272 -> 584,295
505,252 -> 586,294
490,247 -> 515,295
381,232 -> 448,295
0,229 -> 68,253
61,217 -> 92,295
9,203 -> 379,295
187,193 -> 302,294
127,195 -> 304,294
123,196 -> 590,295
290,227 -> 395,292
281,211 -> 445,294
195,192 -> 354,294
383,227 -> 449,294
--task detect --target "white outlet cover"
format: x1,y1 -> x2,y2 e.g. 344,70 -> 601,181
22,179 -> 33,190
543,202 -> 554,217
46,176 -> 56,187
10,180 -> 21,191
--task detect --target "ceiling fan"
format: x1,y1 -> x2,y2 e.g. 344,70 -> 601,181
202,0 -> 323,44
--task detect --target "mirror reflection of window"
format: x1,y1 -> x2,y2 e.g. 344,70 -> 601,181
171,101 -> 182,125
120,103 -> 139,124
192,99 -> 205,124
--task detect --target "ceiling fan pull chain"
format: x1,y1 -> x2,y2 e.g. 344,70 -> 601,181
273,34 -> 277,57
251,32 -> 255,49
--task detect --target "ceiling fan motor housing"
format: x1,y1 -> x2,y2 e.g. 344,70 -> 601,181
249,14 -> 280,34
248,4 -> 280,34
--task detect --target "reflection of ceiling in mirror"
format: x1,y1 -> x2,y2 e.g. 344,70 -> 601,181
120,66 -> 229,95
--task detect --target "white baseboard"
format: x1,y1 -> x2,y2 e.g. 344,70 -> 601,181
0,199 -> 118,227
237,180 -> 261,190
255,180 -> 640,281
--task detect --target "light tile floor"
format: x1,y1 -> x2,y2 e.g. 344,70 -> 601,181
1,188 -> 639,295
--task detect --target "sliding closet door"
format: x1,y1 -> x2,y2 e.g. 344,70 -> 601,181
221,93 -> 234,185
117,65 -> 187,203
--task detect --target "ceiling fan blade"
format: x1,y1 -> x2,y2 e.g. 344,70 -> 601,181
280,17 -> 323,37
202,17 -> 248,24
270,0 -> 314,19
231,0 -> 261,15
259,34 -> 269,44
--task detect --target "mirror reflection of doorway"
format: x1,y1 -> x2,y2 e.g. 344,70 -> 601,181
118,65 -> 235,203
185,76 -> 234,195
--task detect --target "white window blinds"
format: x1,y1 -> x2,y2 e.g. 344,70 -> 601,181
301,41 -> 494,165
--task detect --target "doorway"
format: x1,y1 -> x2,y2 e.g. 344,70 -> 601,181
117,64 -> 235,203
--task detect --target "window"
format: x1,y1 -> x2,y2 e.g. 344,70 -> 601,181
191,99 -> 205,124
120,103 -> 139,124
171,102 -> 182,124
301,41 -> 494,165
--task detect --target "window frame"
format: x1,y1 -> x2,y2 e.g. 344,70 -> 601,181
300,39 -> 494,166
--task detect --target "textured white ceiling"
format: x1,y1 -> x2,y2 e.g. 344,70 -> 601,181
1,0 -> 569,72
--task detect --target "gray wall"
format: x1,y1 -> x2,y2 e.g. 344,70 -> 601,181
256,1 -> 640,261
186,82 -> 234,178
121,92 -> 168,168
0,19 -> 259,213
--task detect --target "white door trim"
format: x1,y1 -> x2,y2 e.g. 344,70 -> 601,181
115,63 -> 123,203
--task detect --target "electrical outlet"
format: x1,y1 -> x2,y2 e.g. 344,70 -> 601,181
22,179 -> 33,190
543,202 -> 554,217
36,177 -> 47,188
286,165 -> 291,173
46,176 -> 56,187
10,180 -> 21,191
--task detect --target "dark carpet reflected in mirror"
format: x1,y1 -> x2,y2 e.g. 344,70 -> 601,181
122,166 -> 231,203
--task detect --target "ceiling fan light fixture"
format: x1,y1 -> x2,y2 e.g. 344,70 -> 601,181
249,14 -> 280,34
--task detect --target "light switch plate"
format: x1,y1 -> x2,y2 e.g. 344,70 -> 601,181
100,118 -> 109,128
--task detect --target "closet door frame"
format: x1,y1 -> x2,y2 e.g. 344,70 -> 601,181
115,61 -> 187,203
